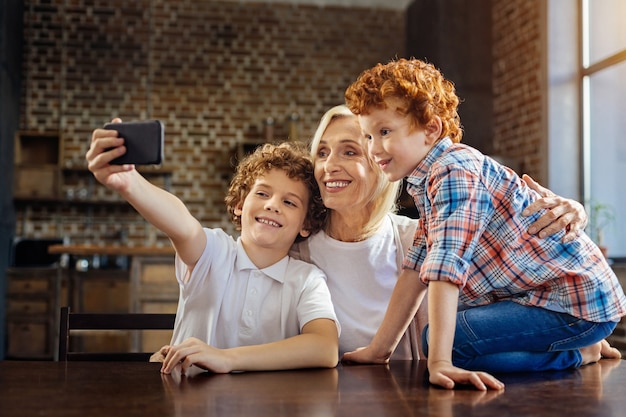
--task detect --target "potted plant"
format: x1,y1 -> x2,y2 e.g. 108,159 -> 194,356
587,200 -> 615,258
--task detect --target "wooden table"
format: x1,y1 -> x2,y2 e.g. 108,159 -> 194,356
1,359 -> 625,417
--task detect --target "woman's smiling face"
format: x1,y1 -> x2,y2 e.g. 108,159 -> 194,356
313,115 -> 379,214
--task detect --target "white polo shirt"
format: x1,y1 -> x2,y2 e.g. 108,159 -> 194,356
170,228 -> 339,348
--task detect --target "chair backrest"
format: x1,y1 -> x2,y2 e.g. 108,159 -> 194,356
58,306 -> 176,361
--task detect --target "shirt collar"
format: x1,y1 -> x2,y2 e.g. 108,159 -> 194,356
407,136 -> 453,187
235,238 -> 288,283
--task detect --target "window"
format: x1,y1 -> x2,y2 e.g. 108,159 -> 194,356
581,0 -> 626,258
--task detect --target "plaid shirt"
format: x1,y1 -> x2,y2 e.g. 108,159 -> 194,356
403,137 -> 626,323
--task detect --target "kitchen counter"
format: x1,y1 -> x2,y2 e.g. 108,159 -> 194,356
48,244 -> 175,257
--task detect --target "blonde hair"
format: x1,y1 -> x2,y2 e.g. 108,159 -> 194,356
345,58 -> 463,143
310,105 -> 400,239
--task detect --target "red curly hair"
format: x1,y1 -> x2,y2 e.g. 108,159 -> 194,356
345,58 -> 463,143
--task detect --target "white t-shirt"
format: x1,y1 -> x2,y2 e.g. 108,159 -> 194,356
170,228 -> 339,348
291,213 -> 420,359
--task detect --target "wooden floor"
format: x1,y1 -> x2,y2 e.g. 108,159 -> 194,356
1,359 -> 625,416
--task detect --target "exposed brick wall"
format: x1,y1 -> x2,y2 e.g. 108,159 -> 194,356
492,0 -> 545,181
18,0 -> 405,245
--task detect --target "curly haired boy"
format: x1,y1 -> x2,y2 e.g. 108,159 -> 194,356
87,126 -> 339,374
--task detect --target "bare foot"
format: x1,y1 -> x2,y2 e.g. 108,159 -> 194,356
580,342 -> 602,365
580,340 -> 622,365
599,339 -> 622,359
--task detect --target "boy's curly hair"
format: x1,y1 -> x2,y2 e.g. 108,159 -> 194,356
345,58 -> 463,143
225,141 -> 327,241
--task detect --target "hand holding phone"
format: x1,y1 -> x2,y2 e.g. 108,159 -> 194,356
104,120 -> 164,165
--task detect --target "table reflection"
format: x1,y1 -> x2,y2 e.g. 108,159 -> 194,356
160,361 -> 505,417
338,361 -> 504,417
162,365 -> 339,416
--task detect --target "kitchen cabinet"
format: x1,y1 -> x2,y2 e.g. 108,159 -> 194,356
5,266 -> 63,360
130,255 -> 178,352
48,245 -> 178,354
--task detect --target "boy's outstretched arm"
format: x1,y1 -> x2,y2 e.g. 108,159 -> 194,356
159,318 -> 339,374
87,119 -> 205,266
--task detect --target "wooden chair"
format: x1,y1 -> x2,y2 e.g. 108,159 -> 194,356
58,306 -> 176,361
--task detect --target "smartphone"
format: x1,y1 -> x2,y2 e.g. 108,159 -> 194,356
104,120 -> 164,165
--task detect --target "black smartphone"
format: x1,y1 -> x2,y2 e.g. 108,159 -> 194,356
103,120 -> 164,165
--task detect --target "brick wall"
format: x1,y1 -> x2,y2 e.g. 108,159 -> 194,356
492,0 -> 546,182
17,0 -> 405,245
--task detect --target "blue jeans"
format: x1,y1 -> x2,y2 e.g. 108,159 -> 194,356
421,301 -> 617,373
